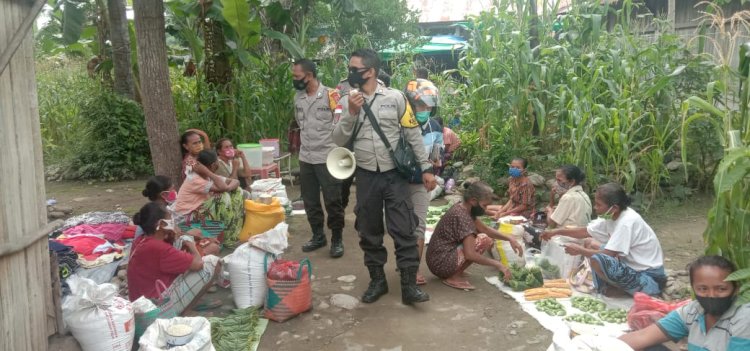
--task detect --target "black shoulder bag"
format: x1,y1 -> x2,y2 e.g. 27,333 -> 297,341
361,99 -> 420,178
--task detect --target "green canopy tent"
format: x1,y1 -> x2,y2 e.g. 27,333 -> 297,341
380,35 -> 467,71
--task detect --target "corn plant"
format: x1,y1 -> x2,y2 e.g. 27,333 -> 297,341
683,2 -> 750,303
452,0 -> 712,208
704,147 -> 750,303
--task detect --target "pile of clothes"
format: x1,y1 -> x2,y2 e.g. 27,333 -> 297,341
49,211 -> 137,294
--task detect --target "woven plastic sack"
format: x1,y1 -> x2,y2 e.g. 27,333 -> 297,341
263,257 -> 312,322
238,199 -> 285,242
224,243 -> 274,308
62,275 -> 135,351
250,178 -> 288,200
133,297 -> 159,343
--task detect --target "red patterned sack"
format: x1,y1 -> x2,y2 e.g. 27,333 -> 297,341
263,257 -> 312,322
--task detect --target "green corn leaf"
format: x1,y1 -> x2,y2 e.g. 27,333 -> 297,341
726,268 -> 750,282
713,148 -> 750,192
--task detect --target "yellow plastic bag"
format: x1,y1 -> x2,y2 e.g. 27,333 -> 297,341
239,199 -> 285,242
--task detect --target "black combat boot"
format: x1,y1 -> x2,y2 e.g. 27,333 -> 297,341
361,265 -> 388,303
329,229 -> 344,258
301,230 -> 327,252
400,266 -> 430,305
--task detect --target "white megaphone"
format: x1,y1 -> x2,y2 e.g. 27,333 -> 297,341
326,147 -> 356,180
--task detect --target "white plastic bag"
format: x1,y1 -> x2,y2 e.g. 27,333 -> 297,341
250,178 -> 288,200
224,243 -> 274,308
132,296 -> 157,314
547,330 -> 634,351
62,275 -> 135,351
249,222 -> 289,255
541,236 -> 582,280
429,177 -> 445,201
139,317 -> 214,351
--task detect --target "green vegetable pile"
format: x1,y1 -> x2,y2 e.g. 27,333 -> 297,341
535,298 -> 566,316
209,307 -> 262,351
537,258 -> 560,279
426,205 -> 450,227
564,313 -> 604,326
571,296 -> 607,313
598,308 -> 628,323
505,263 -> 544,291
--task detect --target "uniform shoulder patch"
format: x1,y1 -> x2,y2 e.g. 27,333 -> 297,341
400,100 -> 418,128
327,89 -> 341,111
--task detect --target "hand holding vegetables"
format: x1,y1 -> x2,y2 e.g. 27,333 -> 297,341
509,238 -> 523,256
540,229 -> 556,241
498,264 -> 512,282
563,243 -> 585,256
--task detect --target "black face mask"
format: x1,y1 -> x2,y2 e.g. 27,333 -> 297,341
470,205 -> 485,218
347,69 -> 367,88
293,78 -> 308,91
696,294 -> 736,316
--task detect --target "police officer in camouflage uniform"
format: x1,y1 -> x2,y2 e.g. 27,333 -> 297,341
333,49 -> 437,305
293,59 -> 345,258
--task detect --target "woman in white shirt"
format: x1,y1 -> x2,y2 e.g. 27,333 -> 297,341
545,165 -> 591,228
541,183 -> 666,296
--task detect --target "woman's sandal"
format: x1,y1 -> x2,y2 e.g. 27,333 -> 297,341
416,272 -> 427,285
442,279 -> 475,291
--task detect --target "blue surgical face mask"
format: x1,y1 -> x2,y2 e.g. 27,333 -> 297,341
415,111 -> 431,124
508,167 -> 523,178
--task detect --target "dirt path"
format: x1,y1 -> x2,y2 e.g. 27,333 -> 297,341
46,180 -> 712,350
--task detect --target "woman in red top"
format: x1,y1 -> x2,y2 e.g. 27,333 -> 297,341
127,202 -> 220,313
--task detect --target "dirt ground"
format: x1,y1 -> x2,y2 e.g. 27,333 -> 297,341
45,179 -> 712,351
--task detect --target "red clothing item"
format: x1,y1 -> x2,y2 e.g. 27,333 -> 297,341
443,127 -> 460,153
127,235 -> 194,301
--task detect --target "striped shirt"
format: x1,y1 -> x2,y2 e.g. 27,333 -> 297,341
657,300 -> 750,351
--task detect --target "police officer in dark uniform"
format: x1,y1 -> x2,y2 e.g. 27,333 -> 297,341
333,49 -> 437,305
293,59 -> 346,258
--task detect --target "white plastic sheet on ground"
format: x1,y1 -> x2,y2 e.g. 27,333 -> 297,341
484,276 -> 633,351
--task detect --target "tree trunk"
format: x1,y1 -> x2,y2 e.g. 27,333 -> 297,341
132,0 -> 182,185
107,0 -> 135,100
95,0 -> 112,87
201,13 -> 235,135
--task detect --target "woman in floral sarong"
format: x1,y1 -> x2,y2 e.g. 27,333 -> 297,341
172,150 -> 245,246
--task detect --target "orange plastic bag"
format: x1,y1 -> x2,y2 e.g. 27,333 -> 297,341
263,257 -> 312,322
238,199 -> 285,242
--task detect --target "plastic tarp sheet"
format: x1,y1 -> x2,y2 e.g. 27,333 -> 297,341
485,276 -> 633,351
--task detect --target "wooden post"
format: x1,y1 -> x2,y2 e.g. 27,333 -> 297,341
668,0 -> 676,29
0,1 -> 54,349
